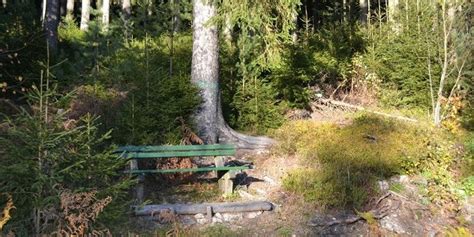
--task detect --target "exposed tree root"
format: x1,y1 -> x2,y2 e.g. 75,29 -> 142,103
308,192 -> 400,227
216,105 -> 275,150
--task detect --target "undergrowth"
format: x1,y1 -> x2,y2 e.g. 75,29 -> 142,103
275,113 -> 467,209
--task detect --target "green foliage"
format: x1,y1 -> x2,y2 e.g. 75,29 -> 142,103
103,36 -> 199,144
0,2 -> 45,100
229,79 -> 286,134
0,83 -> 132,234
362,17 -> 440,109
57,19 -> 200,144
444,227 -> 473,237
195,225 -> 238,237
271,23 -> 365,106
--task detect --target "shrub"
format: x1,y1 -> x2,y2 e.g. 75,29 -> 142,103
0,84 -> 132,235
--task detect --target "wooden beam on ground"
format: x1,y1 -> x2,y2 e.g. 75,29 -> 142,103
316,99 -> 418,123
134,201 -> 273,216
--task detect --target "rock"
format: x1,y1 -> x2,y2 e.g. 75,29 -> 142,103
411,175 -> 428,186
263,176 -> 277,185
255,188 -> 267,196
222,213 -> 243,222
399,175 -> 410,184
180,216 -> 196,226
238,190 -> 255,199
378,180 -> 389,192
245,211 -> 263,219
461,196 -> 474,224
194,213 -> 208,225
380,214 -> 407,234
212,213 -> 224,224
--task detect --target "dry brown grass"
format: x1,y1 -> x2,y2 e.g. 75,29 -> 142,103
0,193 -> 14,231
55,190 -> 112,236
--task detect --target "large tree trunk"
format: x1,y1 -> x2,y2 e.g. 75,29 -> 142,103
191,0 -> 219,144
191,0 -> 274,150
66,0 -> 74,20
80,0 -> 90,30
45,0 -> 60,53
102,0 -> 109,28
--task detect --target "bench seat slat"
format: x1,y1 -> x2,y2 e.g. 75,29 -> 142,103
120,150 -> 235,159
125,166 -> 250,174
116,144 -> 235,153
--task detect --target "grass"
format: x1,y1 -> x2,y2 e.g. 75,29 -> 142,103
274,113 -> 456,208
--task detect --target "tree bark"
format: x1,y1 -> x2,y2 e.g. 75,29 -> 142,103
80,0 -> 90,30
191,0 -> 219,144
122,0 -> 131,19
59,0 -> 66,17
45,0 -> 60,53
102,0 -> 110,28
66,0 -> 74,20
359,0 -> 368,24
191,0 -> 275,149
387,0 -> 399,23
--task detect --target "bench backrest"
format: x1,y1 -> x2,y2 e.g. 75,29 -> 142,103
116,144 -> 236,159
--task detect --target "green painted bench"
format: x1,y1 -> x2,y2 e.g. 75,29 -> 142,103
116,144 -> 250,202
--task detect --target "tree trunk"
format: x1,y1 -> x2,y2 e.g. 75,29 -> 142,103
45,0 -> 60,53
191,0 -> 274,149
59,0 -> 66,17
66,0 -> 74,20
433,0 -> 450,127
122,0 -> 131,19
359,0 -> 368,24
42,0 -> 47,24
102,0 -> 110,28
2,0 -> 6,9
191,0 -> 219,144
387,0 -> 399,23
80,0 -> 90,30
171,0 -> 181,32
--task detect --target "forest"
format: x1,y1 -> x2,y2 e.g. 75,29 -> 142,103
0,0 -> 473,236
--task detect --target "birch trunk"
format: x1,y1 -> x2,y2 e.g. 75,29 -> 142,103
122,0 -> 131,19
102,0 -> 110,28
80,0 -> 90,30
387,0 -> 399,23
66,0 -> 74,20
433,0 -> 450,126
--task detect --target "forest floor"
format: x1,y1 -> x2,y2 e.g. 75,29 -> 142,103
132,107 -> 473,236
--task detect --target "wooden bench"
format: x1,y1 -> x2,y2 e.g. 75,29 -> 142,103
115,144 -> 251,203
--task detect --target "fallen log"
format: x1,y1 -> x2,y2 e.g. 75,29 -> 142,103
314,99 -> 418,123
134,201 -> 273,216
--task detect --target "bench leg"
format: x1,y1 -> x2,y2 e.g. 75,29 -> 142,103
214,156 -> 226,179
218,171 -> 237,196
130,159 -> 144,204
